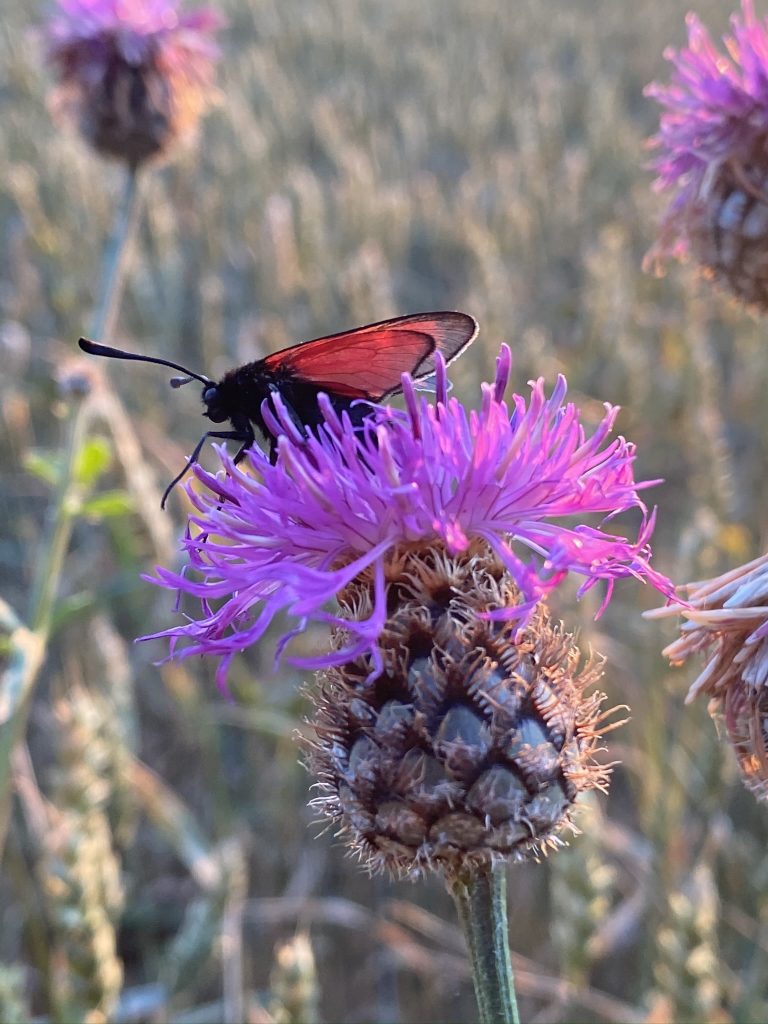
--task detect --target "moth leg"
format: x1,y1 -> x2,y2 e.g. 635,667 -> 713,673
233,441 -> 253,465
161,429 -> 251,509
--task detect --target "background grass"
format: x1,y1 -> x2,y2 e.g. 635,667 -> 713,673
2,0 -> 768,1020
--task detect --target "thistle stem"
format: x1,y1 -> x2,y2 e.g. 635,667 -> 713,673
450,862 -> 520,1024
29,165 -> 142,633
90,164 -> 142,342
0,164 -> 143,859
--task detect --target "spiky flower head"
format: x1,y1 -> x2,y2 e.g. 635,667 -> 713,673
645,0 -> 768,309
647,553 -> 768,801
145,344 -> 673,693
46,0 -> 222,166
306,545 -> 616,878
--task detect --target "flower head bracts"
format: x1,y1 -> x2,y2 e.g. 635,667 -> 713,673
145,346 -> 673,691
649,552 -> 768,703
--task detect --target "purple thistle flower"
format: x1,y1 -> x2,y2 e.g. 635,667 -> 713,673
46,0 -> 222,166
144,345 -> 673,693
645,0 -> 768,307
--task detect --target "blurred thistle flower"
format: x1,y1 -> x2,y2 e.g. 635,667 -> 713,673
46,0 -> 222,167
644,0 -> 768,309
306,547 -> 618,876
145,344 -> 673,693
648,553 -> 768,802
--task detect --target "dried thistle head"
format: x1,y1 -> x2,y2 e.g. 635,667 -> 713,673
305,542 -> 617,880
45,0 -> 222,166
644,1 -> 768,310
649,553 -> 768,801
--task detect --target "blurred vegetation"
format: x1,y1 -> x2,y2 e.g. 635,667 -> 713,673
1,0 -> 768,1020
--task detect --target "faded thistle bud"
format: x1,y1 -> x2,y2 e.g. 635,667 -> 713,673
645,1 -> 768,310
45,0 -> 222,167
649,552 -> 768,803
306,543 -> 615,879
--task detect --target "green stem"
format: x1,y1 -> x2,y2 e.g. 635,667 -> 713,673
27,400 -> 91,634
28,166 -> 142,633
450,862 -> 520,1024
90,165 -> 142,342
0,164 -> 143,860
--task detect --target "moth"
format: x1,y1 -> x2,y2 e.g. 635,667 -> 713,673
79,311 -> 478,506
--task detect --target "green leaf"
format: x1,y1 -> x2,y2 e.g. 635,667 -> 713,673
74,436 -> 113,487
24,450 -> 62,487
81,490 -> 134,519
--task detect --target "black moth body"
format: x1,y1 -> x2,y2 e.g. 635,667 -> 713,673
204,361 -> 375,451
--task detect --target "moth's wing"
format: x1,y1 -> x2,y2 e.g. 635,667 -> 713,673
263,311 -> 478,399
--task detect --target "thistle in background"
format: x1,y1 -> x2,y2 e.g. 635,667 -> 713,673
648,553 -> 768,802
147,344 -> 672,1022
645,0 -> 768,310
46,0 -> 222,167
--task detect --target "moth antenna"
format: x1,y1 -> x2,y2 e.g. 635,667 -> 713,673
170,376 -> 196,388
78,337 -> 213,386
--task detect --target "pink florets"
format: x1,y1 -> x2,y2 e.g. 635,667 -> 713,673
47,0 -> 222,74
144,346 -> 674,692
48,0 -> 222,49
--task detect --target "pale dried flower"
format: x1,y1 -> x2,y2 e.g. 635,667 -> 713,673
647,552 -> 768,800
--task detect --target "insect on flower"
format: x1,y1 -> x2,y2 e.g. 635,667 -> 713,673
78,311 -> 478,507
